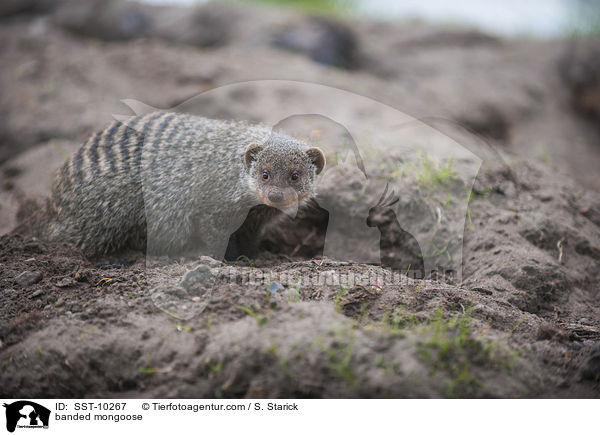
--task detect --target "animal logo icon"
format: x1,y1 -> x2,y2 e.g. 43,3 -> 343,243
3,401 -> 50,433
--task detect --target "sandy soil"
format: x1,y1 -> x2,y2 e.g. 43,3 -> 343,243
1,1 -> 599,398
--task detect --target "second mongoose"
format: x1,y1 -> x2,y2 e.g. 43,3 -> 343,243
30,112 -> 326,258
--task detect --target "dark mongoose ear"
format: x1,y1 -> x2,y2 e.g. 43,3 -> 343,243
244,142 -> 263,169
306,147 -> 326,175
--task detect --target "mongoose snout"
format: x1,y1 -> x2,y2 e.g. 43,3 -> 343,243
267,190 -> 284,203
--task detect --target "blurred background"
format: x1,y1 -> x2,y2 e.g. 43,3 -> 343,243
144,0 -> 600,38
1,0 -> 599,233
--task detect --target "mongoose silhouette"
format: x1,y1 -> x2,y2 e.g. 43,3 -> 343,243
20,112 -> 325,259
366,184 -> 425,278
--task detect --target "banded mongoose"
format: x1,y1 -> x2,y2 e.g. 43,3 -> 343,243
28,112 -> 326,258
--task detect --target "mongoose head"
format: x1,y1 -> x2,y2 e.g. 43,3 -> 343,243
244,136 -> 326,210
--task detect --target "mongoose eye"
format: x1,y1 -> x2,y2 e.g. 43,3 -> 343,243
291,173 -> 299,182
262,171 -> 270,180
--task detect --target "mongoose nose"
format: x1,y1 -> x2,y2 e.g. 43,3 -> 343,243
268,191 -> 284,203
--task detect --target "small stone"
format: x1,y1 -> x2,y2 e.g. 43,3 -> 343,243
180,265 -> 211,290
267,281 -> 284,294
30,289 -> 44,298
583,339 -> 595,346
199,256 -> 222,267
578,318 -> 592,325
54,277 -> 76,288
15,270 -> 43,286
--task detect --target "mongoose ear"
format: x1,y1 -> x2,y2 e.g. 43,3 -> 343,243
244,142 -> 263,169
307,147 -> 326,175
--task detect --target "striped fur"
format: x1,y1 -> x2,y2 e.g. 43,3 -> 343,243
33,112 -> 324,258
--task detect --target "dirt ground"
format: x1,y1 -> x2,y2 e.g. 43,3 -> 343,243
1,1 -> 599,398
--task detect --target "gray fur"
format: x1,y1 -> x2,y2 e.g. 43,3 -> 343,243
37,112 -> 325,258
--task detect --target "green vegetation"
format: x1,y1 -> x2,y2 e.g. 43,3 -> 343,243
77,325 -> 99,341
315,329 -> 356,386
236,255 -> 255,268
378,306 -> 420,334
426,193 -> 453,209
412,306 -> 519,397
509,315 -> 527,334
139,351 -> 157,374
289,279 -> 302,302
159,307 -> 184,319
172,323 -> 192,332
406,151 -> 457,190
465,188 -> 475,229
424,240 -> 452,261
249,0 -> 356,15
416,307 -> 486,397
362,145 -> 405,179
369,305 -> 520,397
465,185 -> 491,228
96,277 -> 114,288
374,355 -> 395,374
238,304 -> 268,325
277,342 -> 298,378
334,285 -> 348,310
209,361 -> 223,374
